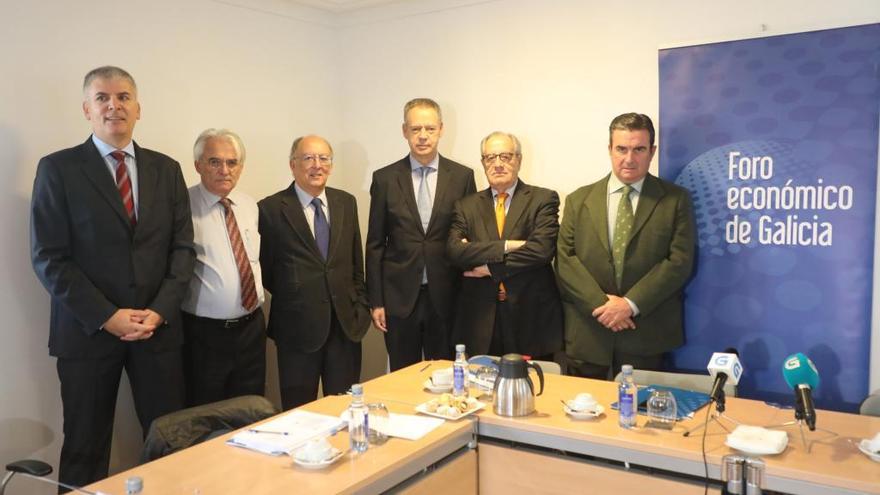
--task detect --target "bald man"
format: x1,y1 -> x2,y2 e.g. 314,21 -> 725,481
258,135 -> 371,409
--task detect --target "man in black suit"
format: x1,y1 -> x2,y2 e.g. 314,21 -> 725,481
366,98 -> 476,370
30,66 -> 194,490
446,132 -> 563,359
259,135 -> 371,409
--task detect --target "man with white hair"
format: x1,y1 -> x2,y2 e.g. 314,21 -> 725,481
182,128 -> 266,406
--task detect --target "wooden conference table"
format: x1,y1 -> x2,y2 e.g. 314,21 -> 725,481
87,361 -> 880,494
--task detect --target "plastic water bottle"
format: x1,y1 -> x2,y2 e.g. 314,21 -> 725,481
349,383 -> 369,453
618,364 -> 637,429
453,344 -> 469,397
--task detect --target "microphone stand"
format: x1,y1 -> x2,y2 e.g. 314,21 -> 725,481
683,390 -> 742,437
764,395 -> 837,452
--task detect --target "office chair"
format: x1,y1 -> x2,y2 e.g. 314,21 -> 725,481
141,395 -> 278,463
860,390 -> 880,417
0,460 -> 52,495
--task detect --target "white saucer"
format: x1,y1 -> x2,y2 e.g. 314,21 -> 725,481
563,404 -> 604,419
423,379 -> 453,393
293,447 -> 344,469
858,440 -> 880,463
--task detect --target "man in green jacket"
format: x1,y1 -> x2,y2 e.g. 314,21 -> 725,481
557,113 -> 696,379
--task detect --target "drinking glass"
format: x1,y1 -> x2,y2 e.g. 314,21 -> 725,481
646,389 -> 677,430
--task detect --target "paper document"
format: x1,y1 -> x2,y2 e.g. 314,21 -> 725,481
227,410 -> 346,456
340,411 -> 444,441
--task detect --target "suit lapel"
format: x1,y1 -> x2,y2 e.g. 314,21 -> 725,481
502,180 -> 530,238
426,156 -> 452,235
585,175 -> 611,256
479,189 -> 499,240
280,183 -> 324,261
630,174 -> 664,241
326,188 -> 345,261
79,138 -> 133,231
394,158 -> 424,235
133,142 -> 156,234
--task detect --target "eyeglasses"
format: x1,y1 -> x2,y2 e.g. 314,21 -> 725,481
204,158 -> 241,169
407,125 -> 440,136
296,154 -> 333,166
481,153 -> 518,164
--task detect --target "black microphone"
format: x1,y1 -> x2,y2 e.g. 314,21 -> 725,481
707,347 -> 743,408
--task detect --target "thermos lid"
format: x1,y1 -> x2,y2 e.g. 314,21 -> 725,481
498,353 -> 527,378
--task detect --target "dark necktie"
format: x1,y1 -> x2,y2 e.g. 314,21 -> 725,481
111,151 -> 136,227
613,185 -> 634,289
219,198 -> 259,312
311,197 -> 330,260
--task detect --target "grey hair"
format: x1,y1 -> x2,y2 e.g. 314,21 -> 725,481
82,66 -> 137,96
289,135 -> 334,161
480,131 -> 522,155
193,128 -> 246,163
403,98 -> 443,123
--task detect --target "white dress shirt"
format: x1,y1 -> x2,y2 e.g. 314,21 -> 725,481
182,183 -> 265,319
606,174 -> 645,315
294,183 -> 330,237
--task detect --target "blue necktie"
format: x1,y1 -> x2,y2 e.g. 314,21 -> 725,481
417,166 -> 433,231
311,197 -> 329,260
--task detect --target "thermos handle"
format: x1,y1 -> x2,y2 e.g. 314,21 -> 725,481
527,361 -> 545,396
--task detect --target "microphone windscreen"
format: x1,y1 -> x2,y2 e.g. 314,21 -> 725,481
782,353 -> 820,389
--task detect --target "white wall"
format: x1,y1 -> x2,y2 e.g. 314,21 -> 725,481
1,0 -> 877,491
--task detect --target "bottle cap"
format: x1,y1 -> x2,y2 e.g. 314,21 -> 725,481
621,364 -> 634,374
351,383 -> 363,395
125,476 -> 143,494
455,344 -> 465,352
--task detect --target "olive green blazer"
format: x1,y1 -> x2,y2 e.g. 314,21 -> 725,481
556,173 -> 696,365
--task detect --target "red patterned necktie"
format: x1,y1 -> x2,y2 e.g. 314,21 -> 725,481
111,151 -> 136,227
219,198 -> 259,312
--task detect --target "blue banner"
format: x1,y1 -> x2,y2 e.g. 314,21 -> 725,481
659,24 -> 880,412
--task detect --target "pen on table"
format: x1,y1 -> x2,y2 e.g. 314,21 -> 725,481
248,428 -> 289,435
419,362 -> 432,372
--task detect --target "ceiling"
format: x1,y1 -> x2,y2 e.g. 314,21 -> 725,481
282,0 -> 415,13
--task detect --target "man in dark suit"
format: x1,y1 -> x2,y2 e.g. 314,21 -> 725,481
30,66 -> 194,490
366,98 -> 476,370
557,113 -> 696,380
446,132 -> 563,359
259,135 -> 371,409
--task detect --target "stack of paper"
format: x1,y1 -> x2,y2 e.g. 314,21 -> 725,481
339,410 -> 444,441
227,410 -> 346,456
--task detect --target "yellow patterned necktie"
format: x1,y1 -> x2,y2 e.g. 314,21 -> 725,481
612,185 -> 634,289
496,192 -> 508,299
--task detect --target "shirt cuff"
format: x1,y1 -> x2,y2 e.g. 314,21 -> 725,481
624,297 -> 640,316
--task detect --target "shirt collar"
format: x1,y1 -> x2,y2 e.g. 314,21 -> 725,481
196,182 -> 237,208
409,153 -> 440,172
92,134 -> 135,159
608,174 -> 645,195
492,179 -> 519,199
294,182 -> 328,209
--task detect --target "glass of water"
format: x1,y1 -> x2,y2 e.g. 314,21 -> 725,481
646,389 -> 677,430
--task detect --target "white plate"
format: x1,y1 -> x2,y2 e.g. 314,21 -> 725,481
423,379 -> 453,393
724,438 -> 787,456
293,447 -> 344,469
415,397 -> 485,420
858,440 -> 880,462
563,404 -> 604,419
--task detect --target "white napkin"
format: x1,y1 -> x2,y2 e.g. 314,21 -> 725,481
726,425 -> 789,455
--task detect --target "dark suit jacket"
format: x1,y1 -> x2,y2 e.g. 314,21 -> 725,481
556,173 -> 696,364
258,183 -> 371,353
446,181 -> 563,357
30,137 -> 195,358
365,155 -> 476,319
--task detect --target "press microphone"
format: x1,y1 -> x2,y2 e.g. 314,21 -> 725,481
782,352 -> 819,431
707,348 -> 743,406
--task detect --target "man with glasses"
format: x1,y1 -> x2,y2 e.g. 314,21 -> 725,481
446,132 -> 562,359
556,113 -> 695,380
366,98 -> 476,370
182,129 -> 266,406
259,135 -> 371,409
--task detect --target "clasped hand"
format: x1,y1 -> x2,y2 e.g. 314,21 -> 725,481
592,295 -> 636,332
104,309 -> 164,341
